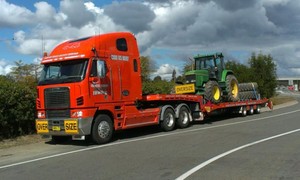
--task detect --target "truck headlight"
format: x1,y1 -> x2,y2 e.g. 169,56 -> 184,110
37,111 -> 45,118
72,111 -> 83,118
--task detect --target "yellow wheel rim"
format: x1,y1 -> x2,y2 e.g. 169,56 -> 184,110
213,86 -> 220,100
231,82 -> 238,98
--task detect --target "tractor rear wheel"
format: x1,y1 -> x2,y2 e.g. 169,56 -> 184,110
205,80 -> 221,104
226,75 -> 239,102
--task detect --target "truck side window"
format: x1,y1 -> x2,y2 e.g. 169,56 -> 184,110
97,61 -> 106,77
90,60 -> 97,77
133,59 -> 138,72
116,38 -> 128,51
90,60 -> 106,77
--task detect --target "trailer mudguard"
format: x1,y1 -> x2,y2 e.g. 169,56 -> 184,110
159,105 -> 175,121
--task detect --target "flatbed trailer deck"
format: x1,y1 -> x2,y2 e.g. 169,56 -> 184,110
143,94 -> 271,118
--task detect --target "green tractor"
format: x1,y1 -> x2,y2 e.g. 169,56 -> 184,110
175,53 -> 239,103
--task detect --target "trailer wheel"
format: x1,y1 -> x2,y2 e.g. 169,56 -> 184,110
241,106 -> 247,117
254,105 -> 261,114
176,106 -> 190,129
160,108 -> 176,131
92,114 -> 113,144
248,106 -> 254,115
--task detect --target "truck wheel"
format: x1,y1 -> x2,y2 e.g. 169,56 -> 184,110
160,108 -> 176,131
241,106 -> 247,117
248,106 -> 254,115
176,106 -> 190,129
226,75 -> 239,102
254,105 -> 261,114
205,80 -> 221,104
92,114 -> 113,144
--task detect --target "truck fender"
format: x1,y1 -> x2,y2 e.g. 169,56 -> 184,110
175,103 -> 193,122
159,105 -> 175,121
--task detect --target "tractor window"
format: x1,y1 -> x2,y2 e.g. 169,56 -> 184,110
116,38 -> 128,51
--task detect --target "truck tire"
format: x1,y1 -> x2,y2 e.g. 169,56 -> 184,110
239,91 -> 257,100
176,106 -> 190,129
239,83 -> 258,92
241,106 -> 247,117
205,80 -> 221,104
226,75 -> 239,102
248,106 -> 254,115
92,114 -> 113,144
160,108 -> 176,131
254,105 -> 261,114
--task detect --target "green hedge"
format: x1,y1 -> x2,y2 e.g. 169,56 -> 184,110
0,76 -> 36,140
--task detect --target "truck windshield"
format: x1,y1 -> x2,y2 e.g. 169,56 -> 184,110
38,59 -> 88,85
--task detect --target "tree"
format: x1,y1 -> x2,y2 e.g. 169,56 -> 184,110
172,69 -> 176,82
9,60 -> 41,89
0,75 -> 36,139
225,61 -> 252,83
248,53 -> 277,98
183,61 -> 193,74
140,56 -> 155,82
153,75 -> 162,81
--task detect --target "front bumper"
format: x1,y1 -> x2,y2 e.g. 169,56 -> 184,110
36,117 -> 93,136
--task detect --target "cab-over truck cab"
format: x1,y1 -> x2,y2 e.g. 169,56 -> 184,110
36,32 -> 160,144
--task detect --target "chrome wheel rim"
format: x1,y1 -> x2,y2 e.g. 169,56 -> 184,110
180,111 -> 189,124
98,121 -> 110,139
166,113 -> 174,127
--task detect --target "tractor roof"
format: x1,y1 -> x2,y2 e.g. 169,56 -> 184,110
194,52 -> 223,59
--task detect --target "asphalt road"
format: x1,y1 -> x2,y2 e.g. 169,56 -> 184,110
1,100 -> 300,180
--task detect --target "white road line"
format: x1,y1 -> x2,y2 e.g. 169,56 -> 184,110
175,128 -> 300,180
1,109 -> 300,170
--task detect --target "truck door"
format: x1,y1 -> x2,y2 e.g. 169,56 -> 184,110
89,59 -> 111,102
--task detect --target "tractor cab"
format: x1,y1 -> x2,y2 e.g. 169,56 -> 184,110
194,53 -> 224,81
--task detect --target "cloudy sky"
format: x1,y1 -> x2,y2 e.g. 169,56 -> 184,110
0,0 -> 300,79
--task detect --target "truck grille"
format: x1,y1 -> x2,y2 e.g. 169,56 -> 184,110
44,87 -> 70,118
46,109 -> 70,118
185,75 -> 196,83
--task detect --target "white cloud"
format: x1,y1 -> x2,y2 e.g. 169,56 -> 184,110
0,0 -> 34,27
0,60 -> 13,75
152,64 -> 180,80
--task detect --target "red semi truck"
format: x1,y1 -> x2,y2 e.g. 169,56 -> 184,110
35,32 -> 271,144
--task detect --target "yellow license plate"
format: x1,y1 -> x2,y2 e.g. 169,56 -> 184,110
52,126 -> 61,131
36,120 -> 49,133
64,120 -> 78,134
175,84 -> 195,94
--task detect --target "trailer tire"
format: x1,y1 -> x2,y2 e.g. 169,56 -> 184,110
205,80 -> 221,104
226,75 -> 239,102
248,106 -> 254,115
92,114 -> 113,144
160,108 -> 176,131
241,106 -> 247,117
176,106 -> 190,129
254,105 -> 261,114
